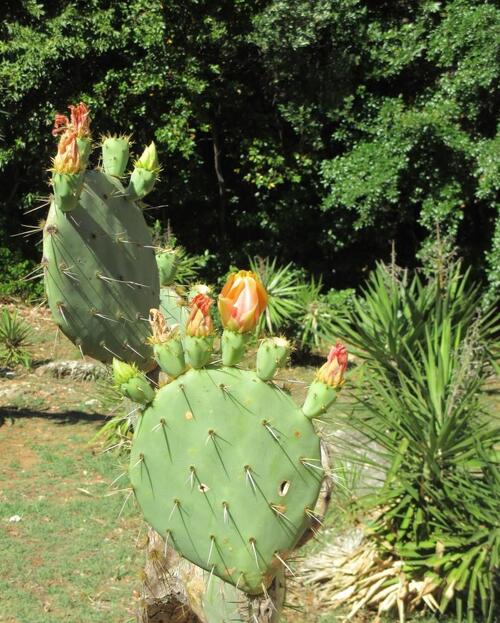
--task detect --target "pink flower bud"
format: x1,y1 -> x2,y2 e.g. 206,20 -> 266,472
317,342 -> 348,388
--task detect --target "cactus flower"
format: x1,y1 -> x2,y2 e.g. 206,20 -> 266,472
317,342 -> 348,388
52,102 -> 91,138
148,308 -> 178,343
218,270 -> 267,333
135,142 -> 160,172
186,294 -> 213,337
52,131 -> 81,174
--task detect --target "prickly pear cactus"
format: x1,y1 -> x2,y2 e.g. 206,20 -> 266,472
119,274 -> 348,598
130,365 -> 321,595
42,103 -> 160,367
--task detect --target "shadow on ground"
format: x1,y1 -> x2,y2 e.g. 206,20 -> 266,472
0,406 -> 108,428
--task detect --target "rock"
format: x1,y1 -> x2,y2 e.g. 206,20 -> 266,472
36,360 -> 109,381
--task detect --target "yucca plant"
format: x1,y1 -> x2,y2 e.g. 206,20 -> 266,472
0,308 -> 33,368
330,262 -> 500,621
294,277 -> 337,352
333,262 -> 497,379
249,256 -> 303,334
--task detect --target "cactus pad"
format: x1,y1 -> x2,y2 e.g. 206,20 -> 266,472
43,169 -> 159,365
129,366 -> 322,595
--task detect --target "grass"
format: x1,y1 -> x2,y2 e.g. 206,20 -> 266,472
0,411 -> 142,623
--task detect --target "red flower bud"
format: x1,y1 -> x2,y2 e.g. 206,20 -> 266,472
186,294 -> 214,337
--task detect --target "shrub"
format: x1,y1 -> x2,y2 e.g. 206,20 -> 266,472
0,307 -> 33,368
333,262 -> 499,620
249,256 -> 303,334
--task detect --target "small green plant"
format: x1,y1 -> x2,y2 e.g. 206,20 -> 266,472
0,308 -> 33,368
249,256 -> 303,334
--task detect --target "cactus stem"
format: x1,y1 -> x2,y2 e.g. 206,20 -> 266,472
207,535 -> 215,565
213,540 -> 233,577
249,538 -> 260,570
168,498 -> 181,521
125,342 -> 145,359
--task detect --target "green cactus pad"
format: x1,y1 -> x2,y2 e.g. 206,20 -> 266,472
102,136 -> 130,177
130,367 -> 322,595
43,169 -> 159,366
157,249 -> 179,286
52,171 -> 85,213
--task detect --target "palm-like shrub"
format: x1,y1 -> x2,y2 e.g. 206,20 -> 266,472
333,263 -> 499,620
249,256 -> 303,334
294,277 -> 338,351
0,308 -> 33,368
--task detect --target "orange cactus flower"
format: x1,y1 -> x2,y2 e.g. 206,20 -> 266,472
52,131 -> 81,174
186,294 -> 214,337
317,342 -> 348,388
218,270 -> 268,333
52,102 -> 91,138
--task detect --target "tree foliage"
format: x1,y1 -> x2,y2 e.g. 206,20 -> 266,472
0,0 -> 498,293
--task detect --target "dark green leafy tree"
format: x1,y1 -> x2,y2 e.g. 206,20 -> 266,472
0,0 -> 498,295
